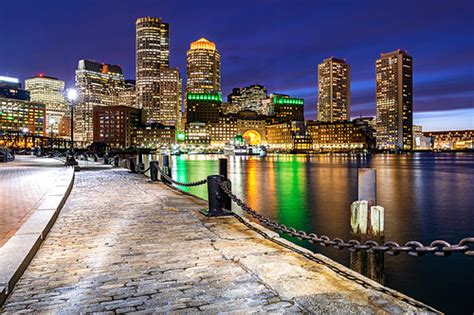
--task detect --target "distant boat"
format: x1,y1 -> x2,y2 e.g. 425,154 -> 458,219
224,144 -> 267,156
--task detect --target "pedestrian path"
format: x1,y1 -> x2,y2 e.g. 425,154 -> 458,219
1,168 -> 436,313
0,156 -> 64,246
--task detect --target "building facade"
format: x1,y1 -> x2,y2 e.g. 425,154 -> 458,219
227,84 -> 267,114
318,57 -> 350,122
25,74 -> 67,135
266,121 -> 312,152
268,94 -> 304,123
306,120 -> 375,152
74,60 -> 125,144
0,76 -> 29,100
137,124 -> 176,148
423,130 -> 473,150
92,105 -> 141,148
117,80 -> 137,108
0,98 -> 46,140
186,38 -> 221,95
186,92 -> 222,124
136,17 -> 170,124
376,49 -> 413,150
159,68 -> 182,127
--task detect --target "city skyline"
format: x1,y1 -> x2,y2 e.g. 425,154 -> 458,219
0,0 -> 473,131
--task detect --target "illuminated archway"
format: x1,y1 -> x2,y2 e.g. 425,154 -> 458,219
242,130 -> 262,145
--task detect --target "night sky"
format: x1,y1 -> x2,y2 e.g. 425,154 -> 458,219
1,0 -> 473,131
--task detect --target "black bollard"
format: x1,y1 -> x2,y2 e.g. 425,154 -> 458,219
93,154 -> 98,162
200,175 -> 232,217
218,158 -> 231,210
150,160 -> 159,181
114,155 -> 119,167
129,156 -> 136,173
161,154 -> 171,184
218,158 -> 228,179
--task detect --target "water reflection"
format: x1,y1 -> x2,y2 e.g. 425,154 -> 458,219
143,152 -> 474,314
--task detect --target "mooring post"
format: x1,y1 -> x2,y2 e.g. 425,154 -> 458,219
218,158 -> 228,179
201,175 -> 232,217
161,154 -> 171,184
218,158 -> 231,210
350,168 -> 385,284
150,160 -> 159,181
128,156 -> 136,173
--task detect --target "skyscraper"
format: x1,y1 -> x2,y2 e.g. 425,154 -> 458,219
375,49 -> 413,150
75,60 -> 124,144
159,67 -> 182,128
136,17 -> 170,124
186,38 -> 221,94
25,74 -> 67,135
317,57 -> 350,122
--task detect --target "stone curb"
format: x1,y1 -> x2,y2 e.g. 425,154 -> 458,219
0,168 -> 75,306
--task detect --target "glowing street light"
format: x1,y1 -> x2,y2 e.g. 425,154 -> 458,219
67,88 -> 77,101
66,88 -> 77,150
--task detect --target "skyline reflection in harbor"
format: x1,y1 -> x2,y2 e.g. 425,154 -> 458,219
144,152 -> 474,313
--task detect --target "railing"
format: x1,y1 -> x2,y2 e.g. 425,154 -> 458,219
128,155 -> 474,258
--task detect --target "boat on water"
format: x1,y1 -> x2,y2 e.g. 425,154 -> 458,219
224,144 -> 267,156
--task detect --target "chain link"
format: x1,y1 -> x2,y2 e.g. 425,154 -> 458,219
218,180 -> 474,258
158,167 -> 208,187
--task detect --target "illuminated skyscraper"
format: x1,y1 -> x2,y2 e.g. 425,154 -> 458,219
136,17 -> 170,124
376,49 -> 413,150
186,38 -> 220,94
75,60 -> 124,144
159,67 -> 182,127
25,74 -> 67,135
317,57 -> 350,122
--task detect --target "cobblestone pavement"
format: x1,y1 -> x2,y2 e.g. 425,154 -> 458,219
1,168 -> 435,313
0,156 -> 64,246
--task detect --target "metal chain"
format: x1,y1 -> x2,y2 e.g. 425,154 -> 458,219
218,180 -> 474,258
158,167 -> 208,187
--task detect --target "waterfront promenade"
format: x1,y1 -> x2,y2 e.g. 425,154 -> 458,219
1,165 -> 436,313
0,156 -> 65,246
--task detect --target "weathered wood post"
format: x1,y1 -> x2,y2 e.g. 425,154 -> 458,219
350,168 -> 385,284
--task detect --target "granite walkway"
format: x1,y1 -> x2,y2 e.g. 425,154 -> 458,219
0,156 -> 64,246
1,168 -> 436,313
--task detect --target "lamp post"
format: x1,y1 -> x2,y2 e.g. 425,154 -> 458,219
67,89 -> 77,150
49,118 -> 55,151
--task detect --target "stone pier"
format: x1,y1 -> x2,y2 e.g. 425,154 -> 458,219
1,167 -> 438,313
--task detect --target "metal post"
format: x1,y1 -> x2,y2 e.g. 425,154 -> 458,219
150,160 -> 159,181
218,158 -> 231,210
113,155 -> 119,167
201,175 -> 232,217
161,154 -> 171,184
129,156 -> 136,173
218,158 -> 228,179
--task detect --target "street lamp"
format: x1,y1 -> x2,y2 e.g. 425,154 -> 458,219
49,118 -> 55,152
66,88 -> 77,150
21,127 -> 29,150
